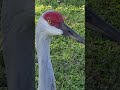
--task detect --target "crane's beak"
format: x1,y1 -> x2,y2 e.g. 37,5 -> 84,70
58,23 -> 85,44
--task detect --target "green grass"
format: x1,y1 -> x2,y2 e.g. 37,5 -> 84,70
35,0 -> 85,90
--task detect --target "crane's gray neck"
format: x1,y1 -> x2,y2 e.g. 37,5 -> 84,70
36,31 -> 56,90
36,31 -> 51,60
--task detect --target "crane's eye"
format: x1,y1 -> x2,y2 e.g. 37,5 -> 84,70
47,20 -> 52,24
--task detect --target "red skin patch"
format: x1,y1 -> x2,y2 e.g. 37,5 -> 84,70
43,11 -> 64,28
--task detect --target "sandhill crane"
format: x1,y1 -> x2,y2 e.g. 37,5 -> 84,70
35,10 -> 85,90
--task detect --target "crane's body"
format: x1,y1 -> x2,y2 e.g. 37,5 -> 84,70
36,10 -> 85,90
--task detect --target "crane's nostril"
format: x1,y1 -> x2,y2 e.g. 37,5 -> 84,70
68,31 -> 73,35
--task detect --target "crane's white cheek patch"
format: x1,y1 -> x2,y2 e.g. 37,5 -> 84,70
39,17 -> 63,35
47,26 -> 63,35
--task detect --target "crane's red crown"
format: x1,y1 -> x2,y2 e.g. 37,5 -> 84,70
43,11 -> 64,27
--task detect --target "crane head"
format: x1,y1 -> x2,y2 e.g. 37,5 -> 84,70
39,10 -> 85,44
